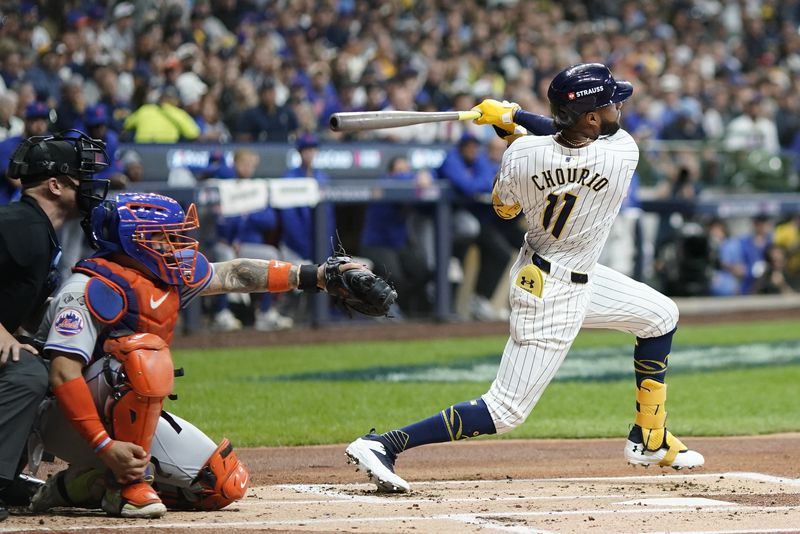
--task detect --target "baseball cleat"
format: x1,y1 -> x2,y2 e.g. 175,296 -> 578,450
30,468 -> 104,512
102,482 -> 166,518
345,432 -> 410,493
624,425 -> 704,470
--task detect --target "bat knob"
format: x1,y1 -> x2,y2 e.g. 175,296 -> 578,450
329,113 -> 343,132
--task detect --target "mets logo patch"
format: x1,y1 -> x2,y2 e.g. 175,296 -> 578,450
54,308 -> 85,336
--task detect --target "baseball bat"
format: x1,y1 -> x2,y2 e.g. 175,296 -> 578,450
329,110 -> 482,132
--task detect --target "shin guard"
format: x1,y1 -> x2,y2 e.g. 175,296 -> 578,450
104,333 -> 174,452
635,378 -> 688,465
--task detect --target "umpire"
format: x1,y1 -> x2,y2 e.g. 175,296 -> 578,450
0,131 -> 108,520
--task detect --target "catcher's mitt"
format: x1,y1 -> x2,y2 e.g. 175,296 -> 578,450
324,255 -> 397,317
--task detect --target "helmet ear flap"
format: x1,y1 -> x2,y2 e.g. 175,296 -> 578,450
84,200 -> 117,250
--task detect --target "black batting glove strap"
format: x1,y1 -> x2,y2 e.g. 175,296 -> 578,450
298,264 -> 320,292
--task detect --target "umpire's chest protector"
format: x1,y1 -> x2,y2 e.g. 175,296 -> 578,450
73,258 -> 181,344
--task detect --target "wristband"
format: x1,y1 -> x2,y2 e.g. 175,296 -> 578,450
298,264 -> 320,292
266,260 -> 293,292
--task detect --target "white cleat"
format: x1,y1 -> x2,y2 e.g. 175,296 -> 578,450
624,438 -> 705,470
345,435 -> 410,493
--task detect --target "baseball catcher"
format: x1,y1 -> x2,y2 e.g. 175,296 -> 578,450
27,192 -> 394,519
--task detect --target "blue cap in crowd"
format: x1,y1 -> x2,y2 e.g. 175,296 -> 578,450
296,133 -> 319,151
25,101 -> 51,120
458,131 -> 480,146
84,104 -> 109,127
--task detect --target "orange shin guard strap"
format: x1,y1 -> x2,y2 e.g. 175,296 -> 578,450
53,377 -> 113,454
266,260 -> 293,292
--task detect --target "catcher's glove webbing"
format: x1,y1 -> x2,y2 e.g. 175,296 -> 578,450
323,255 -> 397,317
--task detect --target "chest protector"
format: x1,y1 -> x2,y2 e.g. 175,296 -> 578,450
73,258 -> 180,344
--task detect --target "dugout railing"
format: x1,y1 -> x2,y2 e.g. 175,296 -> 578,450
119,140 -> 800,329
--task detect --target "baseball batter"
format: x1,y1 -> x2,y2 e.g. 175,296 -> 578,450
346,63 -> 704,493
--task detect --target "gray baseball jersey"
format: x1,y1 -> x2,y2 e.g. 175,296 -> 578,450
36,270 -> 211,364
484,131 -> 679,432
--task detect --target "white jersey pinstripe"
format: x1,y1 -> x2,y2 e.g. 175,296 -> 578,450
483,131 -> 679,433
495,130 -> 639,273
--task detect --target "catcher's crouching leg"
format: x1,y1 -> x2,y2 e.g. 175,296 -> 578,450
102,334 -> 173,518
158,438 -> 249,510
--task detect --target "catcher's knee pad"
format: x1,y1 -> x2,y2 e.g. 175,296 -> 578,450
104,333 -> 174,452
635,378 -> 669,451
159,438 -> 249,510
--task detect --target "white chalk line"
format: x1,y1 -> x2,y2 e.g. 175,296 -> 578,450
637,530 -> 800,534
278,471 -> 800,504
2,471 -> 797,533
269,485 -> 670,505
3,505 -> 799,533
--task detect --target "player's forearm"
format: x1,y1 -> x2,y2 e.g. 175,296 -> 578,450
513,109 -> 556,136
203,259 -> 322,295
50,353 -> 113,454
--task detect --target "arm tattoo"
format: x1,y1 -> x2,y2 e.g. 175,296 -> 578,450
204,259 -> 266,295
201,259 -> 299,295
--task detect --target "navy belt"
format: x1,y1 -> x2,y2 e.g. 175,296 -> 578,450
532,253 -> 589,284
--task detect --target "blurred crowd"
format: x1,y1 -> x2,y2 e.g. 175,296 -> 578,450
2,0 -> 800,330
0,1 -> 799,150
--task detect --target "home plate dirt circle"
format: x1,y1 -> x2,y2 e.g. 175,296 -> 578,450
3,433 -> 799,533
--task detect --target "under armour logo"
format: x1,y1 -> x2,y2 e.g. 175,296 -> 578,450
520,276 -> 536,289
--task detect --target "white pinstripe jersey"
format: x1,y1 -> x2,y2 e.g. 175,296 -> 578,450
495,130 -> 639,273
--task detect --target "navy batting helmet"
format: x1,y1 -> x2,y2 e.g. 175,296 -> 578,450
547,63 -> 633,130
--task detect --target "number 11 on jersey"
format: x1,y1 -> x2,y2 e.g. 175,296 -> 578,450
541,192 -> 578,239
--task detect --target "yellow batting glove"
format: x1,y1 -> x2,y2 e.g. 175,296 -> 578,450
492,184 -> 522,220
471,99 -> 520,127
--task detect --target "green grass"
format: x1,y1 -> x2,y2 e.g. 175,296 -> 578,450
168,319 -> 800,447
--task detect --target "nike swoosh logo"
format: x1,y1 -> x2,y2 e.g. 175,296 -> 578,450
150,292 -> 169,309
240,477 -> 248,489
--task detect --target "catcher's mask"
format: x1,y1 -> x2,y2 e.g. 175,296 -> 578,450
90,192 -> 202,286
8,129 -> 111,215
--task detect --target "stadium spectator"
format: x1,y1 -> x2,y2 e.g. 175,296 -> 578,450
724,94 -> 780,155
279,134 -> 334,263
118,149 -> 144,186
209,148 -> 270,331
234,79 -> 298,142
740,215 -> 774,295
24,44 -> 65,105
0,102 -> 52,205
708,218 -> 744,297
123,86 -> 200,143
360,156 -> 434,318
93,67 -> 131,134
773,214 -> 800,290
82,105 -> 126,190
436,132 -> 508,320
753,244 -> 795,295
54,77 -> 86,133
0,94 -> 23,142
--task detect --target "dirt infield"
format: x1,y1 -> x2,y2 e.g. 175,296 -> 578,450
4,311 -> 799,532
3,433 -> 799,533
